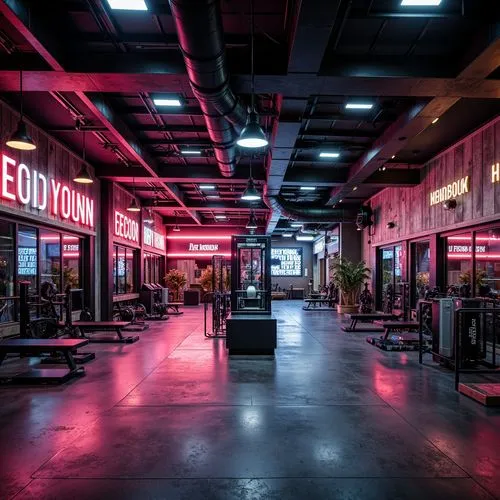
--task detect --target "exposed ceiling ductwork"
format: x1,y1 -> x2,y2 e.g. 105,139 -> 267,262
169,0 -> 247,177
263,187 -> 358,224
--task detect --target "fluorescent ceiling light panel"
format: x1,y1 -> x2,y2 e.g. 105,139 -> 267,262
401,0 -> 441,5
296,235 -> 315,241
180,149 -> 201,155
300,186 -> 316,191
282,233 -> 293,238
199,185 -> 216,190
206,195 -> 220,199
153,98 -> 182,107
107,0 -> 148,10
290,223 -> 303,227
319,152 -> 340,158
345,103 -> 373,110
215,215 -> 227,219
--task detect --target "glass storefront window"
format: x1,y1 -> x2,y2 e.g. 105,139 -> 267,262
17,226 -> 38,292
446,232 -> 473,296
40,230 -> 61,292
114,245 -> 136,294
62,235 -> 81,290
0,221 -> 15,322
412,241 -> 431,306
475,229 -> 500,298
144,253 -> 164,284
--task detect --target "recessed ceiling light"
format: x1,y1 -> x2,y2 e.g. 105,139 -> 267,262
290,222 -> 303,228
199,185 -> 216,190
353,186 -> 358,191
391,155 -> 396,159
107,0 -> 148,11
432,117 -> 439,124
296,235 -> 315,241
282,233 -> 293,238
319,152 -> 340,158
339,199 -> 343,203
300,186 -> 316,191
153,97 -> 182,107
345,103 -> 373,110
206,194 -> 220,199
180,149 -> 201,155
401,0 -> 441,5
215,215 -> 227,220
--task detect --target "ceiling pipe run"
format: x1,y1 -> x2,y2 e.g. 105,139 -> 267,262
169,0 -> 247,177
263,186 -> 358,223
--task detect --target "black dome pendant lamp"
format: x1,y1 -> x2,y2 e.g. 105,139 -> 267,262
73,127 -> 94,184
6,70 -> 36,151
237,0 -> 268,149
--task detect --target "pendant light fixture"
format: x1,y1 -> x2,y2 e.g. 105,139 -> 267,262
73,128 -> 94,184
6,70 -> 36,151
144,209 -> 154,224
127,178 -> 141,212
246,210 -> 258,230
173,212 -> 181,232
237,0 -> 268,149
241,157 -> 261,201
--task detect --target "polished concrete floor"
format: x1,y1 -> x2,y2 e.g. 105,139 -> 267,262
1,301 -> 500,499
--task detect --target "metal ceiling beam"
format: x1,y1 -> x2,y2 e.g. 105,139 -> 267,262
143,200 -> 268,212
0,71 -> 498,99
0,0 -> 202,225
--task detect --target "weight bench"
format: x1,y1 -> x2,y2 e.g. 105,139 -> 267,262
342,313 -> 395,332
167,302 -> 184,315
302,299 -> 334,310
60,321 -> 139,344
366,321 -> 421,351
0,338 -> 88,384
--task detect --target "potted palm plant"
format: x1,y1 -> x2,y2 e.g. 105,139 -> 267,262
164,269 -> 187,301
330,257 -> 371,314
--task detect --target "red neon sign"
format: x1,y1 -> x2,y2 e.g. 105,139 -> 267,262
1,153 -> 94,228
166,235 -> 232,240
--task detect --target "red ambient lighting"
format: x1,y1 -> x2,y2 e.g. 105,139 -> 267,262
166,235 -> 232,240
167,252 -> 231,258
448,236 -> 494,242
1,154 -> 94,228
447,253 -> 500,259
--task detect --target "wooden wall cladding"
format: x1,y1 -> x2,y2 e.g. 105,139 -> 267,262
112,182 -> 141,248
0,100 -> 99,234
368,116 -> 500,247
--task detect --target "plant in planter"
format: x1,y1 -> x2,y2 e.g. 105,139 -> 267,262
200,267 -> 213,292
164,269 -> 187,301
330,257 -> 371,314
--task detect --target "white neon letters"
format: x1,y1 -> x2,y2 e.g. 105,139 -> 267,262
0,154 -> 94,227
115,211 -> 139,243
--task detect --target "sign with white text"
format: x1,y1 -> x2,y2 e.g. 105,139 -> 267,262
429,176 -> 469,206
1,153 -> 95,228
143,226 -> 166,252
271,247 -> 303,277
114,211 -> 139,244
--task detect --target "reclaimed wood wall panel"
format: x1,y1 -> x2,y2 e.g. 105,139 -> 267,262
368,116 -> 500,248
112,182 -> 141,248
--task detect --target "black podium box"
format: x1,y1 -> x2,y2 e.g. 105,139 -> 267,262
226,314 -> 277,355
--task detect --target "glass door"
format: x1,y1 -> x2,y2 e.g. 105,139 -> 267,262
378,244 -> 403,312
411,241 -> 430,307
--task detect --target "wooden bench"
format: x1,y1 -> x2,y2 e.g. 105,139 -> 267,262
59,321 -> 139,344
167,302 -> 184,315
271,292 -> 287,300
0,338 -> 88,384
366,321 -> 421,351
342,313 -> 395,332
302,298 -> 335,310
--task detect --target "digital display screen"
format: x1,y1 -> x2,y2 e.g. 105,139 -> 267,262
271,248 -> 303,277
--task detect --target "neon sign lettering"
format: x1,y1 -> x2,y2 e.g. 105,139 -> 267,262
143,226 -> 165,251
188,243 -> 219,252
492,162 -> 500,184
429,176 -> 469,206
114,211 -> 139,243
0,153 -> 94,227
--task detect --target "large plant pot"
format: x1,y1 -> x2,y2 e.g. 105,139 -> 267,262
336,304 -> 358,314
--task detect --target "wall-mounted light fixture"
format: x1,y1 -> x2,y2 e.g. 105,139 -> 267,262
443,199 -> 457,210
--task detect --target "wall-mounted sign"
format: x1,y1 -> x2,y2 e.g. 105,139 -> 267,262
166,235 -> 231,258
492,163 -> 499,184
143,226 -> 165,251
114,211 -> 139,243
313,237 -> 325,255
429,176 -> 469,206
271,247 -> 303,276
1,154 -> 95,227
18,246 -> 37,276
448,245 -> 486,253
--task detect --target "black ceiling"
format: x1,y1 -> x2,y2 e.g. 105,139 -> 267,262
0,0 -> 498,233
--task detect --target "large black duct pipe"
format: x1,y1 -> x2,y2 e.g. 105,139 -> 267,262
264,187 -> 358,223
169,0 -> 247,177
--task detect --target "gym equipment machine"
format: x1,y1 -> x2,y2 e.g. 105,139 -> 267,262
113,302 -> 150,332
204,255 -> 231,338
139,283 -> 170,320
